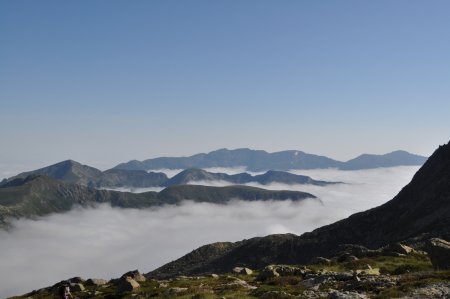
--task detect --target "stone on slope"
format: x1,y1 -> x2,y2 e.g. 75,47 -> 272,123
85,278 -> 108,286
425,238 -> 450,270
116,277 -> 140,294
240,267 -> 253,275
121,269 -> 146,282
383,243 -> 414,255
69,283 -> 85,292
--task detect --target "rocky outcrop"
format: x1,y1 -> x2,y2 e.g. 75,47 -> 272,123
116,277 -> 140,294
121,270 -> 146,282
425,238 -> 450,270
85,278 -> 108,286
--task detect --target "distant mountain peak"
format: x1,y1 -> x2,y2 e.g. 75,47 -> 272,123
113,148 -> 426,172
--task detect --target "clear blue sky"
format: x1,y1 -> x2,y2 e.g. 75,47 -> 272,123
1,1 -> 449,173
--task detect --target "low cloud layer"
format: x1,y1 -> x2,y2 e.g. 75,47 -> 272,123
0,166 -> 419,297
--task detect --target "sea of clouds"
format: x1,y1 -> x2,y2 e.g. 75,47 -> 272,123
0,166 -> 419,297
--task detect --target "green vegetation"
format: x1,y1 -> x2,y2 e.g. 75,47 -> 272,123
0,175 -> 316,229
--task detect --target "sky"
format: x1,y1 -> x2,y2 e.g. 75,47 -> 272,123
1,1 -> 449,172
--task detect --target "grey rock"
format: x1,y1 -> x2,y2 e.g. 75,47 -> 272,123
404,282 -> 450,298
240,267 -> 253,275
116,277 -> 140,294
232,266 -> 243,273
311,256 -> 332,265
85,278 -> 108,286
425,238 -> 450,270
69,283 -> 85,292
328,290 -> 369,299
258,265 -> 280,280
383,243 -> 414,255
121,269 -> 146,282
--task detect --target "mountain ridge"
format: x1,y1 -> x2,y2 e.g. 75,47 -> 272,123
2,164 -> 338,189
113,148 -> 427,171
0,175 -> 316,228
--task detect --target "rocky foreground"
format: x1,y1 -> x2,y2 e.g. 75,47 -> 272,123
12,239 -> 450,299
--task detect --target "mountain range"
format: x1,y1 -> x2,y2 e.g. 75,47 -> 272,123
148,141 -> 450,278
1,161 -> 337,189
113,148 -> 427,172
0,175 -> 316,228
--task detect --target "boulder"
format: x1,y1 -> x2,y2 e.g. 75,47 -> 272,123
240,267 -> 253,275
425,238 -> 450,270
311,256 -> 332,265
69,283 -> 85,292
337,254 -> 359,263
223,277 -> 257,290
328,290 -> 369,299
258,265 -> 280,280
85,278 -> 108,286
257,264 -> 309,280
121,269 -> 146,282
383,243 -> 414,255
354,268 -> 380,276
116,277 -> 140,294
232,266 -> 243,274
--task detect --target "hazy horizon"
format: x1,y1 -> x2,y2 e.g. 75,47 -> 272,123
0,145 -> 434,181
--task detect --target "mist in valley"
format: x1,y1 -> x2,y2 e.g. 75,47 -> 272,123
0,166 -> 419,297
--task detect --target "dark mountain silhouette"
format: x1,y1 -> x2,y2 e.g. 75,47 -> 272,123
1,163 -> 337,189
113,148 -> 427,172
340,150 -> 427,170
0,160 -> 168,188
0,175 -> 316,228
148,141 -> 450,278
164,168 -> 337,187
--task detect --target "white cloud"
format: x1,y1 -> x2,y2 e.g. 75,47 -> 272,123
147,169 -> 185,178
99,186 -> 165,193
0,166 -> 419,298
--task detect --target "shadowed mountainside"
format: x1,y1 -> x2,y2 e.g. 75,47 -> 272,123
1,160 -> 168,188
149,141 -> 450,278
0,176 -> 315,228
2,163 -> 337,189
164,168 -> 337,187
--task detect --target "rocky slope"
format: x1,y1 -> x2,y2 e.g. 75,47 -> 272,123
148,141 -> 450,277
13,248 -> 450,299
0,175 -> 315,228
113,148 -> 427,171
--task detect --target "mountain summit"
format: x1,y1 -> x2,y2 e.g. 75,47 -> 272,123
113,148 -> 427,171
